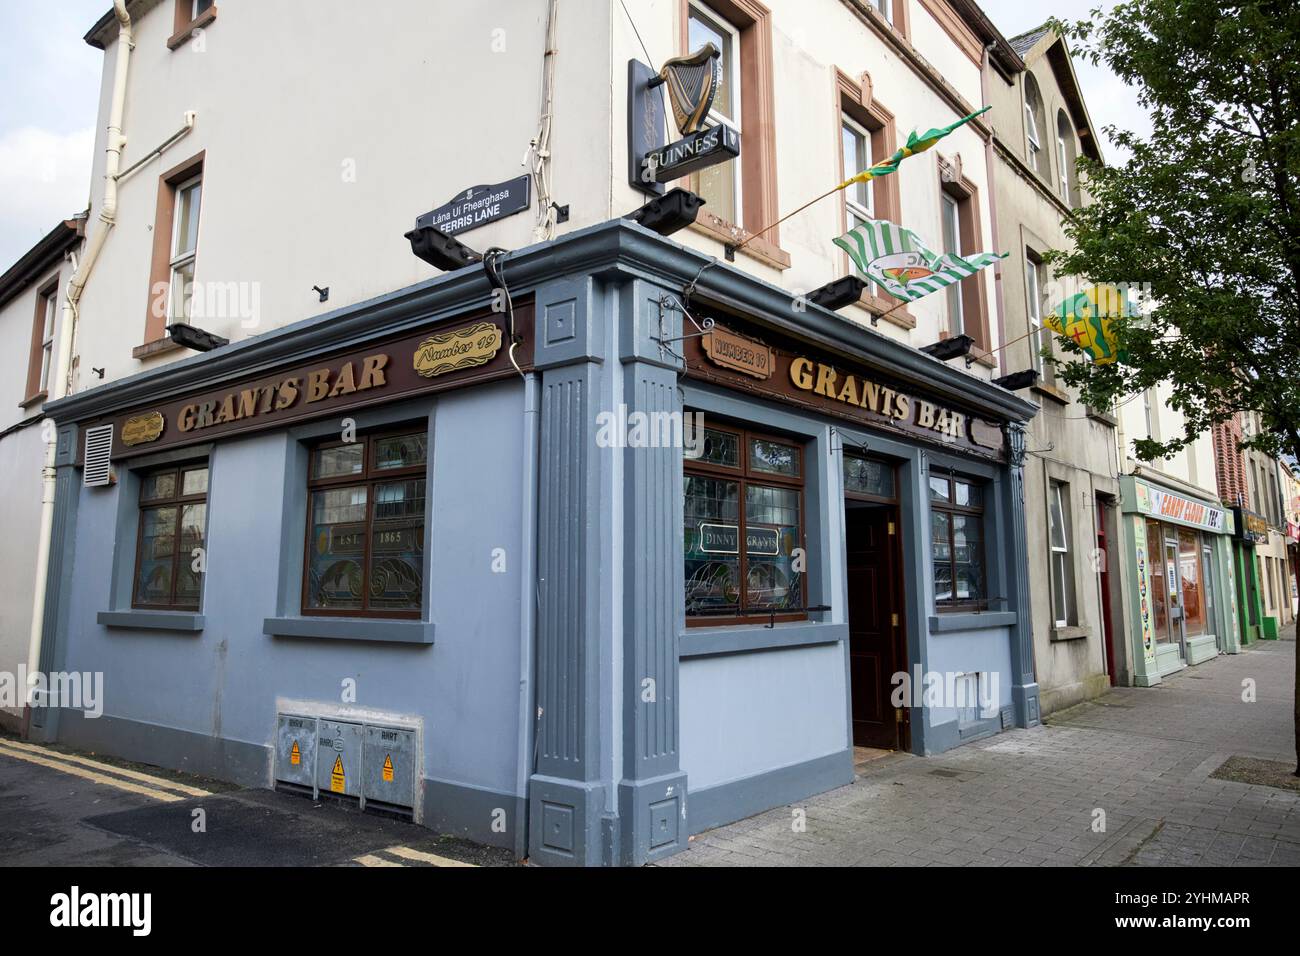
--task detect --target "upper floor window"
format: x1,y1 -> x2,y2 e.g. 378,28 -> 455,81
1056,110 -> 1079,205
1048,481 -> 1076,627
24,278 -> 58,404
941,193 -> 964,335
1024,74 -> 1049,179
688,2 -> 742,226
304,428 -> 428,618
874,0 -> 893,23
169,175 -> 202,322
170,0 -> 218,50
1025,251 -> 1054,386
134,463 -> 209,610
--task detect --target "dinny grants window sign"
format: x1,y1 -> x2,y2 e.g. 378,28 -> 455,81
684,322 -> 1007,459
84,308 -> 532,463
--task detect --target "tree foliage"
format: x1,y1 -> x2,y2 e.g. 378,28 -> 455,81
1045,0 -> 1300,463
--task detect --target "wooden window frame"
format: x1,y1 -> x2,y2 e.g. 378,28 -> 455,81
679,0 -> 788,269
141,151 -> 205,357
23,276 -> 59,406
132,462 -> 209,611
302,426 -> 428,620
685,422 -> 807,626
833,69 -> 914,329
169,0 -> 218,50
929,472 -> 988,613
842,451 -> 898,504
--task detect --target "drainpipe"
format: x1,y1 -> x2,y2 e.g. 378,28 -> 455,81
980,42 -> 1007,374
26,0 -> 134,693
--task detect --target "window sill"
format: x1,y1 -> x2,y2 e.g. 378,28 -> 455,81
133,336 -> 186,360
1032,382 -> 1071,405
168,6 -> 218,50
928,610 -> 1016,633
1086,407 -> 1117,427
688,214 -> 792,271
1050,625 -> 1090,642
263,616 -> 435,645
98,609 -> 205,632
857,289 -> 916,329
679,620 -> 846,658
19,390 -> 47,409
938,330 -> 996,368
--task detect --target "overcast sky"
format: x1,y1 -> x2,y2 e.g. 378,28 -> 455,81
0,1 -> 1153,271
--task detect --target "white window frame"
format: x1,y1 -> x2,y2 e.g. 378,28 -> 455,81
842,115 -> 874,224
1025,253 -> 1050,382
38,286 -> 56,392
942,193 -> 964,335
1049,482 -> 1073,627
193,0 -> 213,19
875,0 -> 893,25
688,2 -> 743,226
168,173 -> 202,322
1056,130 -> 1070,199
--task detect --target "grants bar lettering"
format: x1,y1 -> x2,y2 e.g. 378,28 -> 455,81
178,354 -> 389,434
790,357 -> 966,441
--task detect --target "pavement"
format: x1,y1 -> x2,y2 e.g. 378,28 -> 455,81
659,627 -> 1300,866
2,629 -> 1296,867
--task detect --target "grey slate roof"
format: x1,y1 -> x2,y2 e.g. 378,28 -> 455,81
1009,24 -> 1053,57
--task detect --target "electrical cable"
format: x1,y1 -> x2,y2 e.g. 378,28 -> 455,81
482,248 -> 525,380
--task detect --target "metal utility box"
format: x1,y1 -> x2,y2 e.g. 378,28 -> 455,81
363,724 -> 417,810
275,714 -> 318,789
316,719 -> 364,799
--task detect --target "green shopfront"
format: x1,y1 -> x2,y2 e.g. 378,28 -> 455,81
1120,475 -> 1239,686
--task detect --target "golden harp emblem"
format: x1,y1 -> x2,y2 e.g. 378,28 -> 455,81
652,43 -> 722,136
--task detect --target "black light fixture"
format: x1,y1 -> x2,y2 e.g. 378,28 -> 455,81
312,284 -> 329,302
405,223 -> 483,271
808,276 -> 867,312
993,369 -> 1040,390
166,322 -> 229,352
624,187 -> 704,237
919,334 -> 974,362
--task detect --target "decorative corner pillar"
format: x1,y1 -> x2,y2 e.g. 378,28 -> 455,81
1005,422 -> 1040,727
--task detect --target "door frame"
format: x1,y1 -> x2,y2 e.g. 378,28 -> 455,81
843,462 -> 909,752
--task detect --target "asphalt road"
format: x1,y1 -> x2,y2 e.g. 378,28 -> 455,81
0,735 -> 517,867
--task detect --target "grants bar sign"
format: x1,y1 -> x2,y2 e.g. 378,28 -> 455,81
686,320 -> 1006,460
83,306 -> 533,463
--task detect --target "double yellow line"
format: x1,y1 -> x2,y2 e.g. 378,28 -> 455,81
0,738 -> 211,802
352,845 -> 477,868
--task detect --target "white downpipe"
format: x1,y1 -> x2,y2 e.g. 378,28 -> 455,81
25,0 -> 134,687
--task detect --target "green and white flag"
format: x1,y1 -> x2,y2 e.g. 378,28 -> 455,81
833,217 -> 1006,303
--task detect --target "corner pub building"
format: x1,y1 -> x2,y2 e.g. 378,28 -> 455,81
36,219 -> 1038,866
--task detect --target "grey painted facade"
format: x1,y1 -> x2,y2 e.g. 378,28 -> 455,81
40,220 -> 1036,865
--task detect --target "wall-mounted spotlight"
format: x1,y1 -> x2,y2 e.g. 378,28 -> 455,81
992,369 -> 1040,390
166,322 -> 229,352
312,285 -> 330,303
624,187 -> 704,237
808,276 -> 868,313
405,223 -> 483,272
918,334 -> 974,362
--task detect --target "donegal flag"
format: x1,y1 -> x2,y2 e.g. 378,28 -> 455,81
1045,284 -> 1134,365
839,106 -> 991,190
834,217 -> 1006,303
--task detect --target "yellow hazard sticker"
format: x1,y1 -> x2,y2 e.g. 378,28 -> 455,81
290,741 -> 301,766
330,754 -> 345,793
382,754 -> 394,782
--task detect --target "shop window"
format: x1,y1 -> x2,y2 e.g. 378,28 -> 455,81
684,424 -> 805,624
1048,481 -> 1076,627
929,473 -> 986,611
303,428 -> 427,618
133,462 -> 209,610
1179,529 -> 1205,636
1146,520 -> 1170,641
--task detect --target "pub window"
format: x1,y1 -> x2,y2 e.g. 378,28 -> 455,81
929,473 -> 987,611
133,463 -> 209,610
1048,481 -> 1076,627
304,427 -> 428,618
687,2 -> 743,225
684,424 -> 805,624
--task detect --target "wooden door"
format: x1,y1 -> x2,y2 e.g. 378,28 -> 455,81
845,504 -> 900,749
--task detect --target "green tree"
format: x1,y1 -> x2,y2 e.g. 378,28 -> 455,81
1046,0 -> 1300,773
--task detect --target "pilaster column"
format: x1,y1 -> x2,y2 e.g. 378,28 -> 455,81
1005,422 -> 1040,727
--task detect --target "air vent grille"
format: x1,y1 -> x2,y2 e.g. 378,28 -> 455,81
83,424 -> 115,487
